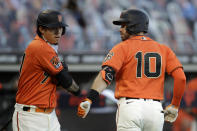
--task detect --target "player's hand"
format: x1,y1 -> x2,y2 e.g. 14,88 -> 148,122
77,98 -> 92,118
164,104 -> 178,123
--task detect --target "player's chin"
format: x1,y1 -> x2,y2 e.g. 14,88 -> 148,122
120,36 -> 124,40
53,38 -> 61,43
50,40 -> 59,44
121,37 -> 127,41
121,36 -> 130,41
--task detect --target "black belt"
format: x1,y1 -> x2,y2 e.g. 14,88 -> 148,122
125,97 -> 160,102
22,106 -> 54,114
23,106 -> 30,111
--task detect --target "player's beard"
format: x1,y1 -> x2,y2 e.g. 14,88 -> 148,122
121,33 -> 130,41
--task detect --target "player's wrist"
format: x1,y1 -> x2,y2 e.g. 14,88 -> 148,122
169,104 -> 179,109
87,89 -> 99,104
71,88 -> 81,96
83,98 -> 92,104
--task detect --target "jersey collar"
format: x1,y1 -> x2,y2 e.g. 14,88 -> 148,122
129,35 -> 152,41
34,35 -> 58,53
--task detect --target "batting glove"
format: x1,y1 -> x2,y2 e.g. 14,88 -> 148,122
164,104 -> 178,123
77,98 -> 92,118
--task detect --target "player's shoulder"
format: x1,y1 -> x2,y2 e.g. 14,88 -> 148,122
26,36 -> 49,53
149,38 -> 172,50
114,40 -> 129,49
110,41 -> 123,51
159,43 -> 174,52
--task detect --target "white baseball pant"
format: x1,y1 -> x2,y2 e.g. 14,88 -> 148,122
12,103 -> 60,131
116,98 -> 164,131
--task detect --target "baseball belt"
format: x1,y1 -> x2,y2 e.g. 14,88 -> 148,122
23,106 -> 54,114
125,97 -> 161,102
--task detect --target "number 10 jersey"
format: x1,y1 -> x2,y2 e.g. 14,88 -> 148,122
102,35 -> 182,100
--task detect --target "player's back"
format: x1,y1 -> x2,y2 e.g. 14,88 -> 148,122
109,36 -> 182,100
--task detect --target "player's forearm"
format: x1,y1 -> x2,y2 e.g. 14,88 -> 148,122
91,72 -> 108,94
86,72 -> 108,104
171,68 -> 186,107
58,79 -> 80,95
66,79 -> 80,95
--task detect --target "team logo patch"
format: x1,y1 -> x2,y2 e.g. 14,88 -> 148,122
104,52 -> 114,62
141,36 -> 147,40
50,56 -> 61,69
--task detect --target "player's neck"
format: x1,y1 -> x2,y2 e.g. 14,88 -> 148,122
42,35 -> 58,45
129,32 -> 145,38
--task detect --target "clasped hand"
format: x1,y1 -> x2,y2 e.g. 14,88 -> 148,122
77,98 -> 92,118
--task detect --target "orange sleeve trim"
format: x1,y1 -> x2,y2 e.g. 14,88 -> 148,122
169,66 -> 183,75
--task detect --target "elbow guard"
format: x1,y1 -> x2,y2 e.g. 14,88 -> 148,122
101,66 -> 115,85
55,68 -> 72,89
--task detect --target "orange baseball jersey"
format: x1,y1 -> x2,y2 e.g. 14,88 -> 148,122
16,35 -> 63,108
102,35 -> 182,100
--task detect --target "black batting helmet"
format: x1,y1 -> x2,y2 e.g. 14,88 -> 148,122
113,9 -> 149,35
36,9 -> 68,36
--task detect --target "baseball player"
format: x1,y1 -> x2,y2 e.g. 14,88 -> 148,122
77,9 -> 186,131
12,9 -> 80,131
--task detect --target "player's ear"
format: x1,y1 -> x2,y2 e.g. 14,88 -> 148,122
39,26 -> 45,34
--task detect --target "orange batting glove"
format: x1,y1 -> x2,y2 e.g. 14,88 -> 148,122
77,98 -> 92,118
164,104 -> 178,123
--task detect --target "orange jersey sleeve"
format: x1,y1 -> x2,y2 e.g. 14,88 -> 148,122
16,35 -> 63,108
102,44 -> 125,72
164,45 -> 183,75
171,68 -> 186,107
102,36 -> 183,100
34,41 -> 63,75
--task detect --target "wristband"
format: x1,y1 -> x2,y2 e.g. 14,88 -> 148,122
87,89 -> 99,104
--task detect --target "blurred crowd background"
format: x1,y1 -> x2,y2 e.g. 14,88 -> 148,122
0,0 -> 197,53
0,0 -> 197,131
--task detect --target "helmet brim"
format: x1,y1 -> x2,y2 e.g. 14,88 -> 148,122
46,22 -> 68,28
113,18 -> 129,25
